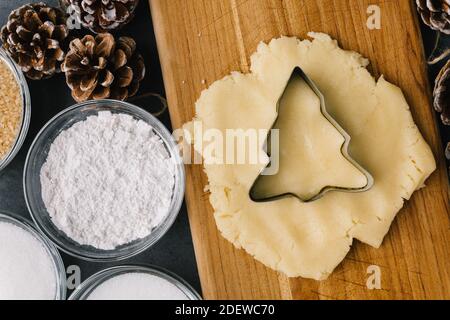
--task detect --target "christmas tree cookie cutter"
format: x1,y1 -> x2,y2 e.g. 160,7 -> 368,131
249,66 -> 374,203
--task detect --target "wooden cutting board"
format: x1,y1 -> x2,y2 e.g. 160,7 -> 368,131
149,0 -> 450,300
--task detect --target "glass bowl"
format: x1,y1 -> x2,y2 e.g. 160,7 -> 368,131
69,265 -> 201,300
0,211 -> 66,300
0,48 -> 31,173
24,100 -> 185,261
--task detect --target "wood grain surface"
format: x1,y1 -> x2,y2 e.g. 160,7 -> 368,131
149,0 -> 450,300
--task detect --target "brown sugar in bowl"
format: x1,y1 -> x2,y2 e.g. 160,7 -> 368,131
0,48 -> 31,172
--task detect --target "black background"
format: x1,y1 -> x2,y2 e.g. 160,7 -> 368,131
0,0 -> 201,298
0,0 -> 449,300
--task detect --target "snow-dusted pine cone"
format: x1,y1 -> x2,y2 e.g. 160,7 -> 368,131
65,0 -> 139,33
416,0 -> 450,34
0,2 -> 69,80
434,60 -> 450,125
62,33 -> 145,102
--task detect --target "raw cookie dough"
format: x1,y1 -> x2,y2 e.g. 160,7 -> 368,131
188,33 -> 436,280
251,75 -> 368,201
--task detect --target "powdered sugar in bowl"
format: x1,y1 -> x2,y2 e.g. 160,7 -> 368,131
24,100 -> 185,261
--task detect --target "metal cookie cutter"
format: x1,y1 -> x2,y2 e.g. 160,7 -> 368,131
249,66 -> 374,203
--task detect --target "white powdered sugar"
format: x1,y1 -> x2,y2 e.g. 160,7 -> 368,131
40,111 -> 176,250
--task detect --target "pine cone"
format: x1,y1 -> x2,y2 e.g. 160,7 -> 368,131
66,0 -> 139,33
416,0 -> 450,34
434,59 -> 450,125
62,33 -> 145,102
0,3 -> 68,80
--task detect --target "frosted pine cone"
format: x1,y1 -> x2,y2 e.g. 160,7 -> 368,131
65,0 -> 139,33
0,2 -> 69,80
62,33 -> 145,102
434,60 -> 450,125
416,0 -> 450,34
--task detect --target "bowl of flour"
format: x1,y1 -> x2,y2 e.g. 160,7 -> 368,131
24,100 -> 185,261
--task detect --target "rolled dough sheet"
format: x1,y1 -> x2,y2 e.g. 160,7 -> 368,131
188,33 -> 436,280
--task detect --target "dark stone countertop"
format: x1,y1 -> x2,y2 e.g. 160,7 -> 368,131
0,0 -> 201,298
0,0 -> 448,300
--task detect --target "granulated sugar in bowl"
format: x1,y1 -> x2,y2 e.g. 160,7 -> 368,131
0,212 -> 66,300
24,100 -> 185,261
69,266 -> 201,300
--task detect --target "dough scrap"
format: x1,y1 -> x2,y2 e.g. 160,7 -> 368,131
188,33 -> 436,280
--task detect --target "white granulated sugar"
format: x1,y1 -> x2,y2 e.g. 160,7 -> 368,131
87,273 -> 189,300
40,111 -> 176,250
0,221 -> 57,300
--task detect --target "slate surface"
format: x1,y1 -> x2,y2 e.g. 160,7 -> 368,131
0,0 -> 448,300
0,0 -> 201,298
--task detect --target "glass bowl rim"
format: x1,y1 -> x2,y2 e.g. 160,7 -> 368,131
0,48 -> 31,172
68,264 -> 201,300
0,211 -> 67,300
23,99 -> 186,262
